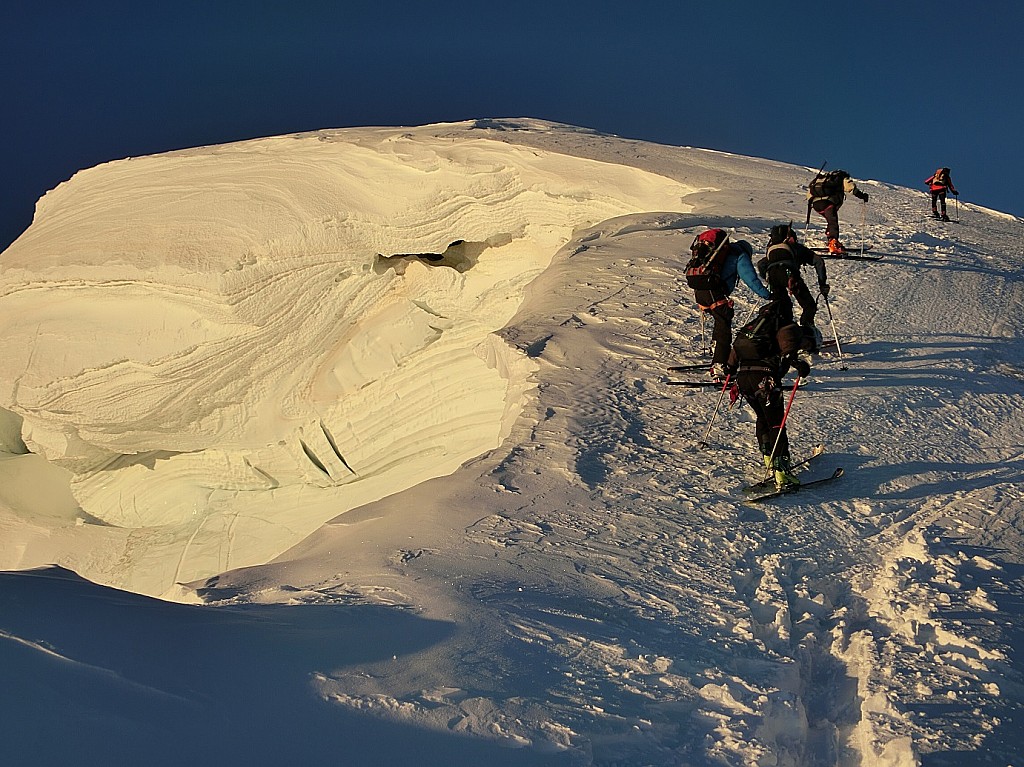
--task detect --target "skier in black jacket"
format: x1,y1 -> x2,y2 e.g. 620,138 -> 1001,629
757,223 -> 828,350
726,300 -> 811,490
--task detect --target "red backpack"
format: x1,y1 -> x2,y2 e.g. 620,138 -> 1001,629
685,229 -> 730,292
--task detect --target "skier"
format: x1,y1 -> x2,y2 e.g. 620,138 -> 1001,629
757,223 -> 829,351
726,300 -> 811,490
685,228 -> 772,382
924,167 -> 958,221
807,169 -> 869,254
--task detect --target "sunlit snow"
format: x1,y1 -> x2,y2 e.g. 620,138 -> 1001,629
0,121 -> 693,596
2,119 -> 1023,766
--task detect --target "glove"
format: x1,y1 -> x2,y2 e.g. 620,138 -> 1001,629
728,382 -> 740,406
793,358 -> 811,379
724,362 -> 737,377
952,191 -> 959,196
854,190 -> 869,202
819,282 -> 830,298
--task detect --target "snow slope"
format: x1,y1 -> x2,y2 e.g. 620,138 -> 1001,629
2,119 -> 1023,766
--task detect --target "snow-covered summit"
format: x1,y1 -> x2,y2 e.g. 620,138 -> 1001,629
2,119 -> 1023,765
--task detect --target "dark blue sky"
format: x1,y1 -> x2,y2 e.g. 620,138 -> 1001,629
3,2 -> 1022,251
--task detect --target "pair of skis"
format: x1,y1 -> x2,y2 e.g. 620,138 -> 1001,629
744,467 -> 845,502
665,351 -> 832,388
741,445 -> 844,502
810,244 -> 885,261
666,362 -> 720,387
663,369 -> 845,501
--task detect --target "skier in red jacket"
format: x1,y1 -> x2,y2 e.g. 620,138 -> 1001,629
925,167 -> 958,221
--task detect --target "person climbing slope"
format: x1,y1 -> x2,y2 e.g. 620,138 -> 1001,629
757,223 -> 828,351
726,300 -> 812,490
807,169 -> 869,254
925,167 -> 958,221
684,228 -> 771,381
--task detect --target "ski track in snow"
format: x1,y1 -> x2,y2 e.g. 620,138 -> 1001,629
288,191 -> 1024,764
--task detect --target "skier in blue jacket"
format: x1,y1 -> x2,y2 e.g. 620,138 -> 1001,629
688,228 -> 772,381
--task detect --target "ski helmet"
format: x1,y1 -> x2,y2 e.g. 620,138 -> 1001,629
769,223 -> 795,245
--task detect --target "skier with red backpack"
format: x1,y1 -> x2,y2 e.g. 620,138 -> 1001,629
684,228 -> 771,381
925,167 -> 958,221
807,169 -> 869,254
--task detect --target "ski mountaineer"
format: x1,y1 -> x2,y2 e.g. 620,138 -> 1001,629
725,300 -> 812,490
757,223 -> 828,352
924,167 -> 958,221
685,228 -> 771,382
807,169 -> 869,254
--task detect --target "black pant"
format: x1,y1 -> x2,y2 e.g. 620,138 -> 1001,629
737,368 -> 790,459
768,285 -> 816,329
931,189 -> 948,215
790,281 -> 817,328
694,293 -> 734,365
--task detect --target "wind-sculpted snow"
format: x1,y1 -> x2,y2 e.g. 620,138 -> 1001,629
0,122 -> 694,596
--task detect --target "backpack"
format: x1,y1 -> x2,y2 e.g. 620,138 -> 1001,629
733,303 -> 782,361
685,229 -> 730,292
931,168 -> 948,187
762,241 -> 799,293
809,170 -> 847,198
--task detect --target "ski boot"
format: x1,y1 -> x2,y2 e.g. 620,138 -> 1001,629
940,213 -> 950,222
827,239 -> 847,255
772,455 -> 800,491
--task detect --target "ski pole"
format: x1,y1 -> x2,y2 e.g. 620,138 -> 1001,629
698,374 -> 731,448
821,292 -> 848,370
859,198 -> 867,254
700,310 -> 708,357
954,194 -> 960,223
764,377 -> 801,480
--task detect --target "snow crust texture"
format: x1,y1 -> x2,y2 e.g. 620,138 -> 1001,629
2,119 -> 1024,766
